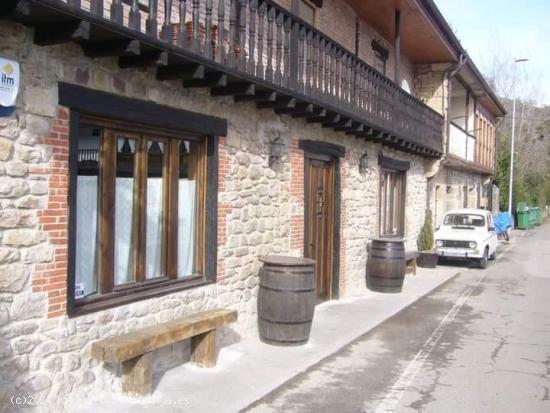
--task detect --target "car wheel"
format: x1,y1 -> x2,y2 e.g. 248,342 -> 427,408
478,247 -> 489,269
489,248 -> 496,261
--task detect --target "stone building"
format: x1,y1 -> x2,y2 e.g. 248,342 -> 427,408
414,6 -> 506,223
0,0 -> 501,410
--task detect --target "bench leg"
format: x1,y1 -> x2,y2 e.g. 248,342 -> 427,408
412,258 -> 417,275
191,330 -> 216,368
121,352 -> 152,396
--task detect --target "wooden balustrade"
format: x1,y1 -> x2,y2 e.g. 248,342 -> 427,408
7,0 -> 444,154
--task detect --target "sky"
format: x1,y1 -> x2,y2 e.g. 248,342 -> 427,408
434,0 -> 550,105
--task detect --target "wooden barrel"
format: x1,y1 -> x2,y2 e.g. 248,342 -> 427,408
257,256 -> 316,346
366,238 -> 406,293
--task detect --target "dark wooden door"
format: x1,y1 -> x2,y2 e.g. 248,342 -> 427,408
305,156 -> 335,301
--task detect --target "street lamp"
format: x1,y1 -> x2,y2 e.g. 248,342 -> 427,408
508,58 -> 528,220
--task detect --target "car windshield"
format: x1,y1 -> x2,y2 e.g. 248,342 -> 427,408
443,213 -> 485,228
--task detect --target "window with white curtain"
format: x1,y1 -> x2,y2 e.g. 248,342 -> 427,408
379,168 -> 406,237
74,119 -> 205,302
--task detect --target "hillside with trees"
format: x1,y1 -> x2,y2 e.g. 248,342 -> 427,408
482,48 -> 550,211
494,100 -> 550,211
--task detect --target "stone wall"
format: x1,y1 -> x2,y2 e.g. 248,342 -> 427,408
0,21 -> 429,412
414,63 -> 451,116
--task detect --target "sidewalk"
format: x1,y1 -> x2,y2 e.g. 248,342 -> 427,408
79,266 -> 460,413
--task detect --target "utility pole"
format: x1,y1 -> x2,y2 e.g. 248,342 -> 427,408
508,58 -> 528,220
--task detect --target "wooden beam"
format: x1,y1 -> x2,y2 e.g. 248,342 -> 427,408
157,64 -> 205,81
84,39 -> 140,58
346,123 -> 365,135
275,102 -> 313,115
303,108 -> 327,120
191,330 -> 217,368
119,51 -> 168,69
306,110 -> 334,123
121,353 -> 152,396
290,103 -> 317,118
356,127 -> 374,138
381,134 -> 393,147
334,119 -> 353,131
184,73 -> 228,88
321,114 -> 341,127
211,82 -> 255,96
257,97 -> 296,110
234,90 -> 277,103
59,82 -> 228,137
34,20 -> 90,46
373,130 -> 385,141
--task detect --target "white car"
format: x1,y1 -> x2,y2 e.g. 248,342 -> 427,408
435,208 -> 498,269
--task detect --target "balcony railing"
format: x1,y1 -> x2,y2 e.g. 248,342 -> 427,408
3,0 -> 444,155
449,122 -> 475,162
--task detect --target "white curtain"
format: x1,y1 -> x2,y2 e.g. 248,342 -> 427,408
178,180 -> 197,277
146,178 -> 164,279
75,176 -> 98,297
114,177 -> 135,285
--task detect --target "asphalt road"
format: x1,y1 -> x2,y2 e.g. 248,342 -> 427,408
247,224 -> 550,413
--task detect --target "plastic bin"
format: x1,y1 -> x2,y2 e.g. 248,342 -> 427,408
516,202 -> 530,230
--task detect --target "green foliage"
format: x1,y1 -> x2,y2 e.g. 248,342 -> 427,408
495,143 -> 550,211
417,210 -> 434,252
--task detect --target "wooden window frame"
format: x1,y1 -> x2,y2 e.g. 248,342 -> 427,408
68,111 -> 215,315
60,84 -> 224,317
378,168 -> 407,238
377,153 -> 409,238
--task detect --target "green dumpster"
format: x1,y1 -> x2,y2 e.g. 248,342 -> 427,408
516,202 -> 530,230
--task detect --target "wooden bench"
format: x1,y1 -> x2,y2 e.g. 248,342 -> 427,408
91,308 -> 237,396
405,250 -> 419,275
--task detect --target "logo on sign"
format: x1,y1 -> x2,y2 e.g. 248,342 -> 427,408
2,63 -> 15,87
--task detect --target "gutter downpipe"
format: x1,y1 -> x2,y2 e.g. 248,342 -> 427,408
426,54 -> 467,224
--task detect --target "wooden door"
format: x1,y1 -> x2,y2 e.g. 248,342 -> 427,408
305,156 -> 335,301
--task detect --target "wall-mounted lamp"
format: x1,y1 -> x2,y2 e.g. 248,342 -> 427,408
269,138 -> 285,167
359,153 -> 369,174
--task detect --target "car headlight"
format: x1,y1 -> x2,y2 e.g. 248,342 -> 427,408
469,241 -> 477,249
436,240 -> 443,247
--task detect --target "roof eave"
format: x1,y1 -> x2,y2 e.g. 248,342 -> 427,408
417,0 -> 507,117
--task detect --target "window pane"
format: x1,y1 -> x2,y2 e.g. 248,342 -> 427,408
115,136 -> 136,285
380,169 -> 405,237
75,125 -> 101,298
146,140 -> 166,279
380,172 -> 386,235
178,140 -> 199,277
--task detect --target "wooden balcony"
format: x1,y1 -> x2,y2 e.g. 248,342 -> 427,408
447,122 -> 493,174
1,0 -> 444,156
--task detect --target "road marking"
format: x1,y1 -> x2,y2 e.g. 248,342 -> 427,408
373,272 -> 487,413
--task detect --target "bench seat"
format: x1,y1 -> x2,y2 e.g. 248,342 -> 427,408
91,308 -> 237,395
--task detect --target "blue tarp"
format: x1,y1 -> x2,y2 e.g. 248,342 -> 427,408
494,211 -> 513,234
